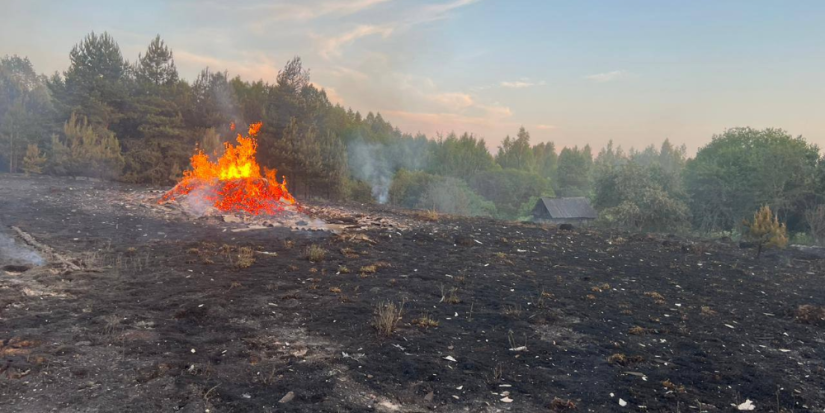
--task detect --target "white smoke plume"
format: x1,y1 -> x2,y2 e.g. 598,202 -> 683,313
347,139 -> 393,203
346,136 -> 431,204
0,232 -> 44,267
180,185 -> 218,217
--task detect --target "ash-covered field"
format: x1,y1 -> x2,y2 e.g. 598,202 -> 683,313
1,174 -> 824,412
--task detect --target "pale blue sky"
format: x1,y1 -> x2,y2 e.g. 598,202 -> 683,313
1,0 -> 823,153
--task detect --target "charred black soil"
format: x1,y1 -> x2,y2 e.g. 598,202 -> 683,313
1,174 -> 824,412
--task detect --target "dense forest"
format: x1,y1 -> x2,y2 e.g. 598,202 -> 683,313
1,32 -> 824,243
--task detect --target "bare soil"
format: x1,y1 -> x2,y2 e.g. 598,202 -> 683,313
1,174 -> 824,412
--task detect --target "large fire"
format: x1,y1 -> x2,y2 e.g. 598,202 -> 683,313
160,122 -> 296,215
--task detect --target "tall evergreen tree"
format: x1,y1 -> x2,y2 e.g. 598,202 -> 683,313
135,35 -> 178,87
55,32 -> 127,126
0,55 -> 54,172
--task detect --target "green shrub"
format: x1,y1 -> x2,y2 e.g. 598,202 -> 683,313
344,178 -> 375,203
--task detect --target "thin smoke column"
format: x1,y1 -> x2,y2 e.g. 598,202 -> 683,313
347,139 -> 392,203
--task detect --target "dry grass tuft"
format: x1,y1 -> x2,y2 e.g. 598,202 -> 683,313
411,314 -> 439,328
644,291 -> 665,300
591,283 -> 611,293
103,314 -> 121,336
662,379 -> 686,393
644,291 -> 666,305
415,209 -> 440,222
305,244 -> 326,262
338,265 -> 351,274
373,300 -> 404,336
503,304 -> 522,317
329,287 -> 342,294
628,326 -> 647,335
359,265 -> 377,276
700,306 -> 717,316
236,246 -> 255,269
796,305 -> 825,324
550,397 -> 577,411
607,353 -> 644,366
440,285 -> 461,304
340,247 -> 359,258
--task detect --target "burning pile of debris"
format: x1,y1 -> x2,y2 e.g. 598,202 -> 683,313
159,122 -> 296,216
147,122 -> 416,232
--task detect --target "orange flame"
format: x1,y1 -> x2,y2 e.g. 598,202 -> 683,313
161,122 -> 296,215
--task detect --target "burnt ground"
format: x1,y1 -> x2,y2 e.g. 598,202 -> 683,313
1,174 -> 824,413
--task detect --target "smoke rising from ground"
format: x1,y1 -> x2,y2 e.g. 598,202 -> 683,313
0,232 -> 44,266
346,138 -> 430,204
347,140 -> 393,203
180,185 -> 217,217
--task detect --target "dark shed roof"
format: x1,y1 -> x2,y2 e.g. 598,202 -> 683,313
535,197 -> 598,219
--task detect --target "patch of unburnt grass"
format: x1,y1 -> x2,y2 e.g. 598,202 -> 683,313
549,397 -> 577,411
411,314 -> 439,328
644,291 -> 666,305
374,300 -> 404,337
796,305 -> 825,324
305,244 -> 326,262
236,246 -> 255,269
414,209 -> 440,222
440,285 -> 461,304
340,247 -> 358,258
359,265 -> 377,277
591,283 -> 610,293
607,353 -> 644,366
662,379 -> 686,393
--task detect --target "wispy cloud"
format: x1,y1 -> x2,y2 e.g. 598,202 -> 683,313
535,124 -> 557,130
383,109 -> 517,139
500,80 -> 546,89
414,0 -> 482,25
174,49 -> 281,81
315,0 -> 481,59
318,25 -> 394,59
310,82 -> 345,105
584,70 -> 624,83
202,0 -> 393,22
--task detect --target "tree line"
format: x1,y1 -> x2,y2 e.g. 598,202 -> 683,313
1,32 -> 823,243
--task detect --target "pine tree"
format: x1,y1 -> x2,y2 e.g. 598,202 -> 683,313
60,113 -> 124,179
135,35 -> 178,87
59,32 -> 127,125
744,205 -> 788,258
22,143 -> 46,174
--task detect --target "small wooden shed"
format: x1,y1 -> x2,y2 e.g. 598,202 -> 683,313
532,197 -> 598,225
